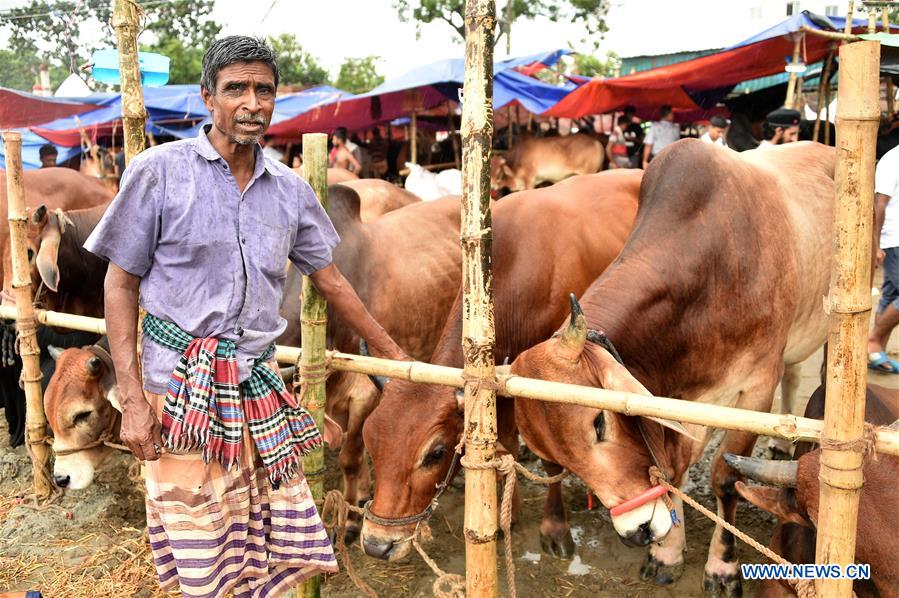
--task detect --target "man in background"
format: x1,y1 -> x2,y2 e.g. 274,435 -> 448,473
700,115 -> 729,147
39,144 -> 58,168
329,126 -> 362,173
642,104 -> 680,168
759,107 -> 801,147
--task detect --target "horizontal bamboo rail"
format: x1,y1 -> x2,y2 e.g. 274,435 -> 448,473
800,25 -> 861,42
3,305 -> 898,456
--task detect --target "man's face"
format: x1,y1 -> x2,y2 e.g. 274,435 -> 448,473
708,125 -> 725,141
40,153 -> 57,168
201,61 -> 275,146
781,125 -> 800,144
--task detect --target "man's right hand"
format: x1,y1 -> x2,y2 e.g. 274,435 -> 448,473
119,387 -> 164,461
877,247 -> 886,267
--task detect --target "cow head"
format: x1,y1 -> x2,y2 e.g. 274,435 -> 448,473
510,295 -> 694,547
45,345 -> 120,490
489,155 -> 517,197
1,205 -> 69,306
361,378 -> 463,561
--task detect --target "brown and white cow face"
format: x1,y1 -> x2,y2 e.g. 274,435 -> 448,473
510,311 -> 690,547
360,380 -> 462,561
45,346 -> 120,490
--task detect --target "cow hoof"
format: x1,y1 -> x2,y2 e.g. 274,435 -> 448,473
702,571 -> 743,598
540,528 -> 576,560
640,554 -> 683,585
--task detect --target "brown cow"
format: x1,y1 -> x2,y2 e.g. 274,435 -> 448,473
339,179 -> 421,222
360,171 -> 642,561
506,140 -> 835,597
292,166 -> 359,185
491,132 -> 606,195
727,384 -> 899,598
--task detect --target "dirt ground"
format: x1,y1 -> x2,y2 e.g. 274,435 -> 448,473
1,343 -> 896,597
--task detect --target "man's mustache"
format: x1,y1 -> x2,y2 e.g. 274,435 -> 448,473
235,116 -> 266,125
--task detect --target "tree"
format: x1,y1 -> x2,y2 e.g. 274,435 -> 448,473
0,50 -> 66,91
267,34 -> 329,88
0,0 -> 221,91
572,51 -> 620,78
335,56 -> 385,94
393,0 -> 609,48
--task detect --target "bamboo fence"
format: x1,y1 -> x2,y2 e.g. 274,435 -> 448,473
112,0 -> 146,165
3,132 -> 53,500
298,134 -> 329,598
815,39 -> 880,597
784,34 -> 804,110
459,0 -> 499,595
814,50 -> 835,141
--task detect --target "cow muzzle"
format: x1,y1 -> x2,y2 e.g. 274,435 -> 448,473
53,453 -> 100,490
611,498 -> 673,547
360,522 -> 414,561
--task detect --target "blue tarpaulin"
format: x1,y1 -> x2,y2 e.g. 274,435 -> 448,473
494,69 -> 579,114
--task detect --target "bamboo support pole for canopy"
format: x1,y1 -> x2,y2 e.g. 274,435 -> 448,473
112,0 -> 146,165
800,25 -> 860,42
1,304 -> 898,457
447,101 -> 461,167
297,134 -> 329,598
3,132 -> 53,500
814,51 -> 835,141
506,104 -> 514,148
784,34 -> 804,109
886,9 -> 895,118
845,0 -> 855,34
816,39 -> 880,598
410,111 -> 418,164
460,0 -> 499,595
868,8 -> 878,33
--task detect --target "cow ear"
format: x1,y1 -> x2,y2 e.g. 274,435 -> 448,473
735,481 -> 811,528
47,345 -> 64,361
31,204 -> 47,225
323,413 -> 344,448
502,164 -> 514,177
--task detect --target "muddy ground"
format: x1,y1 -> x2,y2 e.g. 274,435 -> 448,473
0,344 -> 895,597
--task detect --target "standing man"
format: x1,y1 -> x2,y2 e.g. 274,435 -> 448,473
759,107 -> 801,147
868,144 -> 899,373
700,115 -> 729,147
85,36 -> 409,596
38,143 -> 58,168
641,104 -> 680,168
329,126 -> 362,173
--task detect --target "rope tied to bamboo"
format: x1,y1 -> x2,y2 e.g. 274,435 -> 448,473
295,354 -> 333,401
819,422 -> 878,460
318,489 -> 378,598
647,466 -> 818,598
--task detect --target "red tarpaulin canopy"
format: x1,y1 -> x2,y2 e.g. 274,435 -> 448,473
0,88 -> 96,129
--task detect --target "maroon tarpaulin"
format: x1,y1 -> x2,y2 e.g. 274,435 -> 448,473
0,88 -> 96,129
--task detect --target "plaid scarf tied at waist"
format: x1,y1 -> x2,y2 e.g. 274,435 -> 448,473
143,314 -> 322,484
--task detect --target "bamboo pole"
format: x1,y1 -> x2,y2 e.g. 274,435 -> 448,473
815,39 -> 880,598
506,104 -> 514,148
112,0 -> 146,166
825,71 -> 834,146
784,34 -> 803,109
3,132 -> 53,500
814,51 -> 835,141
297,133 -> 329,598
800,25 -> 860,42
447,101 -> 460,168
868,7 -> 878,33
886,10 -> 895,118
410,111 -> 418,165
845,0 -> 855,35
460,0 -> 499,595
0,304 -> 898,456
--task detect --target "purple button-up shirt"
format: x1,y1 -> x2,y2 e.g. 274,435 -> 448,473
85,127 -> 340,393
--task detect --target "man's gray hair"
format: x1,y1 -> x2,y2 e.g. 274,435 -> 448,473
201,36 -> 280,93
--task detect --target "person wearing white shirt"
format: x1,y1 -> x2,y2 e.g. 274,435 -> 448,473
700,115 -> 729,147
868,144 -> 899,373
642,104 -> 680,168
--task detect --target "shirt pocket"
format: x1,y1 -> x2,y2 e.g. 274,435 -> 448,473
246,215 -> 291,279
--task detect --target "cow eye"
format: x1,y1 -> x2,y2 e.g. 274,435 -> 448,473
72,411 -> 92,426
594,412 -> 605,440
421,445 -> 446,468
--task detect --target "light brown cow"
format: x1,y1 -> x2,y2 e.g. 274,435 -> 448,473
360,171 -> 642,561
507,140 -> 835,597
292,166 -> 359,185
491,132 -> 606,194
339,179 -> 421,222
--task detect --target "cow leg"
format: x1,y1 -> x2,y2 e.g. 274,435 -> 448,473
641,496 -> 686,585
538,459 -> 575,560
704,429 -> 758,598
767,362 -> 801,459
338,377 -> 379,545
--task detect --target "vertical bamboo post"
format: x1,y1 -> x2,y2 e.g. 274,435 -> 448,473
817,39 -> 880,598
784,34 -> 803,109
3,132 -> 53,500
845,0 -> 855,35
886,9 -> 895,119
460,0 -> 499,596
867,8 -> 877,33
447,101 -> 461,168
506,105 -> 514,148
814,51 -> 835,141
297,133 -> 328,598
825,71 -> 834,146
410,111 -> 418,164
112,0 -> 146,165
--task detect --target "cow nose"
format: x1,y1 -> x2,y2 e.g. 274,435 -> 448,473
362,537 -> 395,560
54,474 -> 70,488
620,522 -> 654,547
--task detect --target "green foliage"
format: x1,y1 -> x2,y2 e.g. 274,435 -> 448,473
267,34 -> 329,88
393,0 -> 609,47
335,56 -> 385,94
572,51 -> 620,78
0,0 -> 221,90
0,49 -> 66,91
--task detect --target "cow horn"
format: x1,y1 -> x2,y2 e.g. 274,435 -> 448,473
889,419 -> 899,431
31,204 -> 47,224
723,453 -> 798,487
645,416 -> 701,441
559,293 -> 587,358
47,345 -> 64,361
86,355 -> 102,376
359,339 -> 389,392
